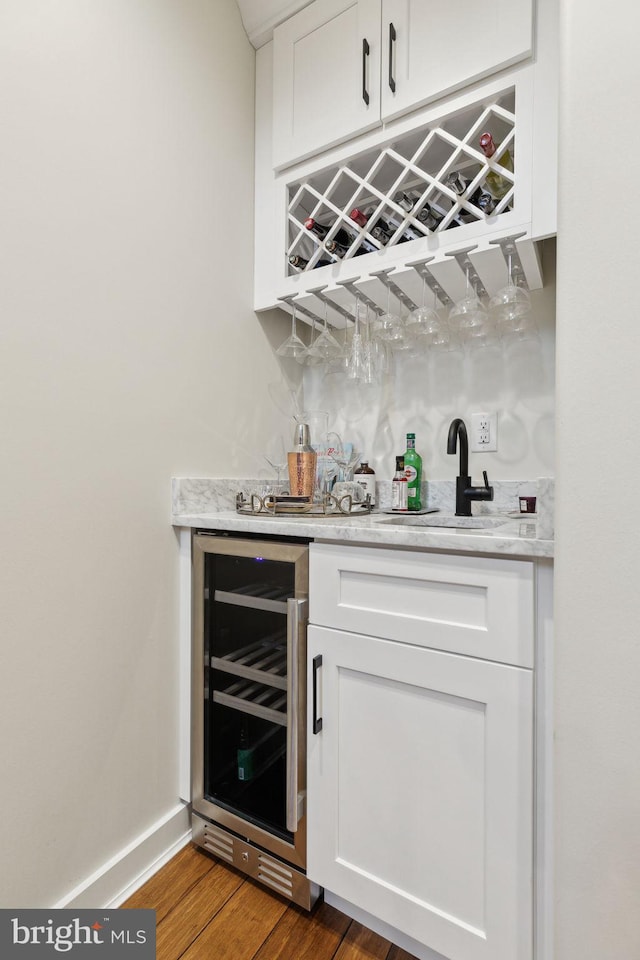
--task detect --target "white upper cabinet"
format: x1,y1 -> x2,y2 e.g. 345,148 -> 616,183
381,0 -> 534,122
272,0 -> 534,170
272,0 -> 382,171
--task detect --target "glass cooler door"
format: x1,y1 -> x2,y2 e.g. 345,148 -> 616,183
192,535 -> 309,866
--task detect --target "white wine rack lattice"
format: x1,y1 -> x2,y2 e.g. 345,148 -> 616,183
286,90 -> 516,276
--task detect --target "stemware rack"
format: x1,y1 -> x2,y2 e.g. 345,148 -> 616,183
277,232 -> 534,330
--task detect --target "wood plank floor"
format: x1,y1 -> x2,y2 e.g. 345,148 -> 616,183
122,843 -> 419,960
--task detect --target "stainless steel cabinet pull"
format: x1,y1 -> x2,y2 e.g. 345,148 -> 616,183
312,654 -> 323,735
388,22 -> 397,93
362,38 -> 370,105
286,597 -> 307,832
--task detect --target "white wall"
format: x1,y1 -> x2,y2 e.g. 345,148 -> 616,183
0,0 -> 288,907
555,1 -> 640,956
301,240 -> 555,483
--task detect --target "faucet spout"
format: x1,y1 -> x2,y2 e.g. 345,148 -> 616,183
447,417 -> 494,516
447,418 -> 469,477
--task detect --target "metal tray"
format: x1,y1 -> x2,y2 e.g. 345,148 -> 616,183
236,492 -> 372,518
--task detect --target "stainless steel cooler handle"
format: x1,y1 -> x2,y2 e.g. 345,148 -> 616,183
286,597 -> 307,833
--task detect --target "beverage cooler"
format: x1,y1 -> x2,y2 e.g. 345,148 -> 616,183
191,532 -> 319,909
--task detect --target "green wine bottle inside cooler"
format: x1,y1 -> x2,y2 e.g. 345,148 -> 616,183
404,433 -> 423,511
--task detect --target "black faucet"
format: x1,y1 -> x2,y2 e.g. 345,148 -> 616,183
447,418 -> 494,517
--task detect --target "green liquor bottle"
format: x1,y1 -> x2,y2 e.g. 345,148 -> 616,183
404,433 -> 423,511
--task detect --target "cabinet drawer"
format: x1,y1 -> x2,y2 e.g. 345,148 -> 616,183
309,542 -> 534,667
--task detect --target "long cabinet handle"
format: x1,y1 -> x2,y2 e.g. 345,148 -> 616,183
286,597 -> 307,832
312,654 -> 323,735
362,38 -> 370,105
388,22 -> 397,93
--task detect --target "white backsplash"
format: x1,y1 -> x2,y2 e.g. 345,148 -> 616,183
294,245 -> 556,485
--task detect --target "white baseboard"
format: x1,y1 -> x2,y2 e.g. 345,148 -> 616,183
53,803 -> 192,909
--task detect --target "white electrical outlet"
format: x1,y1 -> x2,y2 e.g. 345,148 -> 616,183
471,412 -> 497,452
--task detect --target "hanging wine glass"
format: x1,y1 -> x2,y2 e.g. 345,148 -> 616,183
304,310 -> 323,366
276,301 -> 307,362
373,284 -> 404,345
307,301 -> 342,363
449,264 -> 488,331
489,251 -> 531,324
407,275 -> 440,339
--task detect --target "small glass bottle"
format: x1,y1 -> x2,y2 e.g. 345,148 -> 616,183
237,720 -> 254,782
392,456 -> 408,512
354,461 -> 376,506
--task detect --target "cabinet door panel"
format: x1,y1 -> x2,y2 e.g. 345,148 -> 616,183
381,0 -> 534,121
307,625 -> 533,960
272,0 -> 382,170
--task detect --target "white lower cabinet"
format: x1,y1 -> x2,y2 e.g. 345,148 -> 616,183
307,543 -> 535,960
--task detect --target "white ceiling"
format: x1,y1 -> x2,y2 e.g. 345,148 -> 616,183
235,0 -> 314,48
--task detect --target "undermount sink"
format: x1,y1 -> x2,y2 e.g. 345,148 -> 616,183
381,515 -> 509,530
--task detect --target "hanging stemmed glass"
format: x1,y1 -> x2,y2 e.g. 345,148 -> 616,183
489,251 -> 531,325
373,284 -> 404,346
307,301 -> 342,363
347,295 -> 366,380
448,263 -> 489,343
407,274 -> 440,341
304,310 -> 323,366
276,300 -> 307,362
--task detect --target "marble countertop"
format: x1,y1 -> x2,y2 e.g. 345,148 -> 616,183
171,507 -> 553,559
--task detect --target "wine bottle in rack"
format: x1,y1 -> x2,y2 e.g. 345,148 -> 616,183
349,207 -> 420,245
416,203 -> 446,231
288,254 -> 331,270
304,217 -> 352,249
393,191 -> 447,232
237,720 -> 254,782
325,237 -> 376,258
479,131 -> 514,200
394,190 -> 418,212
444,171 -> 496,217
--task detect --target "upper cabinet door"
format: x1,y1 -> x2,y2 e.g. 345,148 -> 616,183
381,0 -> 534,122
272,0 -> 382,170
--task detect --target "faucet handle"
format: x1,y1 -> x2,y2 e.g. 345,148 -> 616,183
482,470 -> 494,502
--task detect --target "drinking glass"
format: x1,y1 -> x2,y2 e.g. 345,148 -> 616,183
303,311 -> 323,366
347,296 -> 367,380
407,275 -> 440,339
489,253 -> 531,324
373,285 -> 405,347
449,264 -> 488,333
276,301 -> 307,362
264,435 -> 288,490
329,434 -> 362,482
307,302 -> 342,363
